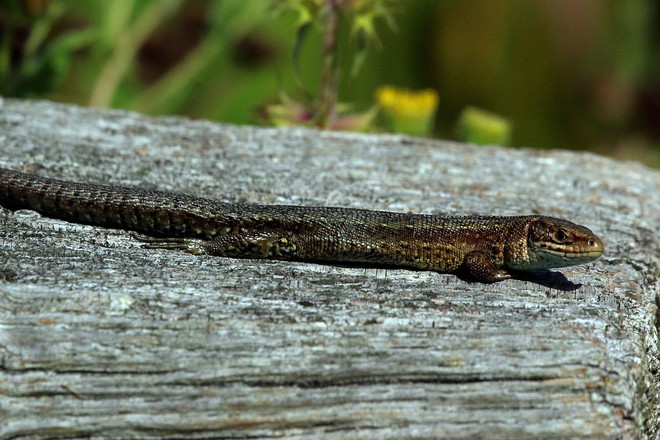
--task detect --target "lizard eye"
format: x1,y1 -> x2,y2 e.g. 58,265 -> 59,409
553,228 -> 570,243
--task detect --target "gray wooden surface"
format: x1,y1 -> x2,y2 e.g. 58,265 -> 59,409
0,98 -> 658,439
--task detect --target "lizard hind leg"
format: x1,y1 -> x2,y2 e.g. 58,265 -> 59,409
135,231 -> 299,260
205,231 -> 299,259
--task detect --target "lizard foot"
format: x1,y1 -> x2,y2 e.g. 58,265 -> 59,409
132,234 -> 208,255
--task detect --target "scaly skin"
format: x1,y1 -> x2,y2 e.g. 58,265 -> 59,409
0,167 -> 604,283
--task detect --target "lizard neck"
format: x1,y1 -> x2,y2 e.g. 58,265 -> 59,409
503,216 -> 537,269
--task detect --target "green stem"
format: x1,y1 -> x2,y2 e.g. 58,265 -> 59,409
0,12 -> 13,93
317,0 -> 340,128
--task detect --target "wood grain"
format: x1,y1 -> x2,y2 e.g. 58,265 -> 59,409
0,98 -> 658,439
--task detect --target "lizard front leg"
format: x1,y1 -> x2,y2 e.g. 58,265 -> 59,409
462,250 -> 511,283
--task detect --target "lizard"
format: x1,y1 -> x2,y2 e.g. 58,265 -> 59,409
0,167 -> 604,283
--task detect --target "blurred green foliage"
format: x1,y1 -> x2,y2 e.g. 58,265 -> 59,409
0,0 -> 658,167
0,0 -> 93,96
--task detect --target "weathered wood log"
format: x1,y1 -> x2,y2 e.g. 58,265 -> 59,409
0,98 -> 658,439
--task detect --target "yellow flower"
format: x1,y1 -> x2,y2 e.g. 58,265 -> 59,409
376,86 -> 438,137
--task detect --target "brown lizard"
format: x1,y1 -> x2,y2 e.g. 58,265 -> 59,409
0,167 -> 604,283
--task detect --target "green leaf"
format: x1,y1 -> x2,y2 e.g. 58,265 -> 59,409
292,21 -> 313,91
16,28 -> 95,97
457,107 -> 511,146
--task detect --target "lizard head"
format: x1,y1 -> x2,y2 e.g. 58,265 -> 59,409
522,217 -> 604,270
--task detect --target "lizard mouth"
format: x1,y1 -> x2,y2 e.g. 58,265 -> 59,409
530,238 -> 604,268
546,235 -> 604,256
